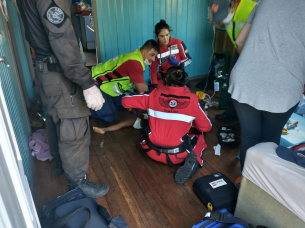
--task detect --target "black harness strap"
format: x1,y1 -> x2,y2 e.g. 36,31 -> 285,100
117,82 -> 125,94
166,155 -> 175,167
190,135 -> 198,148
142,148 -> 151,153
94,74 -> 113,85
112,70 -> 123,78
142,127 -> 193,166
143,132 -> 192,155
205,211 -> 254,228
198,220 -> 217,228
104,73 -> 113,82
160,72 -> 166,82
95,77 -> 104,86
232,22 -> 236,41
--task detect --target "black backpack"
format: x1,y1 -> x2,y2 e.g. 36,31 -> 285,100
40,188 -> 128,228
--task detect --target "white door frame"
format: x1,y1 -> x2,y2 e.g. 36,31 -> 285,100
0,81 -> 40,227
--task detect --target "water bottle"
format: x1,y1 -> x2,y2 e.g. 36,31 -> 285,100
214,79 -> 220,92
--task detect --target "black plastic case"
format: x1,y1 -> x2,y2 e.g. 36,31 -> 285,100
193,173 -> 238,212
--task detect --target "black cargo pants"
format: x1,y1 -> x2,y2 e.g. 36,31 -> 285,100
35,62 -> 90,182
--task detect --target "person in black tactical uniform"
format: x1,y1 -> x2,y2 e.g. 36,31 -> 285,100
17,0 -> 108,198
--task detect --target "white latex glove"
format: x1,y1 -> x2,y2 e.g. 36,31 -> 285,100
83,85 -> 105,111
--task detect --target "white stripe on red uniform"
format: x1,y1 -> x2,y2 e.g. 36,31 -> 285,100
148,108 -> 195,123
157,49 -> 179,59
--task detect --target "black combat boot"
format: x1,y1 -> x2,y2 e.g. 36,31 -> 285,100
68,178 -> 109,198
175,152 -> 200,184
54,160 -> 64,175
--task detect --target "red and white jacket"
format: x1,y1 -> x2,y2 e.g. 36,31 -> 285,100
150,38 -> 192,86
122,86 -> 211,148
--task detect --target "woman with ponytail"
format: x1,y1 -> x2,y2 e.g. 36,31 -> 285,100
122,67 -> 212,184
150,20 -> 192,89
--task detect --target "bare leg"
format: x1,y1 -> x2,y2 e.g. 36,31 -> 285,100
93,117 -> 137,134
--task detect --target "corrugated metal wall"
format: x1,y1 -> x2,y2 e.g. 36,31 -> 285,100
94,0 -> 214,82
8,0 -> 35,100
0,5 -> 32,181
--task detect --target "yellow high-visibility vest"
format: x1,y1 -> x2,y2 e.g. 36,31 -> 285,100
92,49 -> 145,97
225,0 -> 257,48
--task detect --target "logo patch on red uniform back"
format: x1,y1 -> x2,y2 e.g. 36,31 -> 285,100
159,97 -> 190,109
169,100 -> 177,108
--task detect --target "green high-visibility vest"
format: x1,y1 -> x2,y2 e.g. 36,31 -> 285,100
226,0 -> 257,48
91,49 -> 145,97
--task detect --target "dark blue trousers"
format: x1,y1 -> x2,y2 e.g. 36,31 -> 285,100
90,90 -> 124,122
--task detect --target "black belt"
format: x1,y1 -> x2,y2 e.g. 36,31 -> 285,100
142,126 -> 195,166
35,54 -> 58,64
35,54 -> 60,72
142,126 -> 193,155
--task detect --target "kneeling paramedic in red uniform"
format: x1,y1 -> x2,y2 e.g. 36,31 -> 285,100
122,67 -> 212,184
150,20 -> 192,90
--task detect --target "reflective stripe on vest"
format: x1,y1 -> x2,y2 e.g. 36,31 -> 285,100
91,49 -> 145,97
225,0 -> 257,47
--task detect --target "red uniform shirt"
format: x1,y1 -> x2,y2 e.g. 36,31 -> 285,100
122,86 -> 211,147
149,38 -> 192,86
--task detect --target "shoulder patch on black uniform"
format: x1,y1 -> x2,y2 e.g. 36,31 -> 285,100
44,2 -> 67,28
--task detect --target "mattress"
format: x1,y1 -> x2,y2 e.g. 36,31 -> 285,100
242,142 -> 305,222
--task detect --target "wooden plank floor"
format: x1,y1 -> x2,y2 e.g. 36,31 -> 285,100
33,79 -> 241,227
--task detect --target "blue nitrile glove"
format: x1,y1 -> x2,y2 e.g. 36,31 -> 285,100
168,55 -> 180,66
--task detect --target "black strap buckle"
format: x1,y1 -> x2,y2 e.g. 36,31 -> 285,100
47,54 -> 58,64
216,212 -> 225,223
206,211 -> 226,223
160,148 -> 180,154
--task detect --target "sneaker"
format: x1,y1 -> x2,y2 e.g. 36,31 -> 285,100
235,176 -> 242,190
68,178 -> 109,198
175,152 -> 199,184
54,160 -> 64,175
